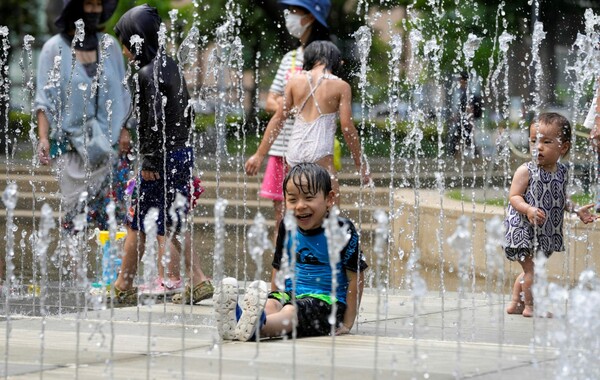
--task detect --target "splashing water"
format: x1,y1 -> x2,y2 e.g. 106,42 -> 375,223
246,212 -> 272,281
2,184 -> 17,295
549,270 -> 600,379
530,21 -> 546,111
2,3 -> 600,378
212,199 -> 228,286
372,209 -> 388,375
141,208 -> 159,306
323,206 -> 350,374
447,215 -> 472,378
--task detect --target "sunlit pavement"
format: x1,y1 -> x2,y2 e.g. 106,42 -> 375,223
0,289 -> 561,379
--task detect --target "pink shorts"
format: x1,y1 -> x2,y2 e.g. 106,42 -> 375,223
260,156 -> 287,201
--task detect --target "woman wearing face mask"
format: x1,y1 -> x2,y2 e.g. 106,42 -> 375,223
35,0 -> 131,238
260,0 -> 331,240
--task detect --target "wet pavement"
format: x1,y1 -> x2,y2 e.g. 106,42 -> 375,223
0,287 -> 566,379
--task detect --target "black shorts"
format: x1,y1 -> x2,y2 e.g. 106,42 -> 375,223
269,291 -> 346,338
505,247 -> 552,262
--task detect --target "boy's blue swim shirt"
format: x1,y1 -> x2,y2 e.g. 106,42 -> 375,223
272,216 -> 368,305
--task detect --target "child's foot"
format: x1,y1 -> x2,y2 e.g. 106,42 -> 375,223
235,280 -> 268,342
172,280 -> 214,305
523,307 -> 553,318
506,301 -> 525,315
213,277 -> 240,340
522,305 -> 534,318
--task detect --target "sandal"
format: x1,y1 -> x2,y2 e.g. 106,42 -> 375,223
108,286 -> 139,305
172,280 -> 214,305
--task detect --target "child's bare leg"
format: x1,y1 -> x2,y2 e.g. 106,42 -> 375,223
506,273 -> 525,314
264,297 -> 283,315
519,256 -> 535,317
260,302 -> 296,338
179,231 -> 209,285
158,235 -> 180,283
114,227 -> 144,291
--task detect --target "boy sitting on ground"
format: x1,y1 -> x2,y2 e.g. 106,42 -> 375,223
214,162 -> 368,341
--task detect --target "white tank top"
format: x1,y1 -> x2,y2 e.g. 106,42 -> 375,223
285,72 -> 339,167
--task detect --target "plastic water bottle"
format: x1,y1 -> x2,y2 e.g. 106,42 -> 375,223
93,230 -> 126,286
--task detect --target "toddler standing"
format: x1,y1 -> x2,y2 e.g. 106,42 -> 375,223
504,112 -> 596,317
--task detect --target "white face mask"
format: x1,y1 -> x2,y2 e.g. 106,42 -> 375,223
284,12 -> 311,39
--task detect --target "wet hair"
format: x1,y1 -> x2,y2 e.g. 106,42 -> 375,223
534,112 -> 572,156
303,40 -> 342,74
283,163 -> 332,198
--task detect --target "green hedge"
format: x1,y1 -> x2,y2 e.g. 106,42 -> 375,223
7,109 -> 444,158
198,112 -> 444,158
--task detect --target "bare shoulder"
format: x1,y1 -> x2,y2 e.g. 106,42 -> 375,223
512,163 -> 530,182
327,77 -> 350,91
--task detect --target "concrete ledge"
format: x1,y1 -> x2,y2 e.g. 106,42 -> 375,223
391,189 -> 600,289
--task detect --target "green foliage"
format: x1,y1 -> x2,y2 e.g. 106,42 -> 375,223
104,0 -> 174,37
445,189 -> 506,207
209,110 -> 441,158
342,119 -> 441,158
446,189 -> 595,208
401,0 -> 529,81
5,110 -> 32,141
0,0 -> 43,43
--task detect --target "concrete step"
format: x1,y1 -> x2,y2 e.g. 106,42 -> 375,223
7,188 -> 390,231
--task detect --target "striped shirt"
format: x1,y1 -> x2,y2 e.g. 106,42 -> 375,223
268,47 -> 304,156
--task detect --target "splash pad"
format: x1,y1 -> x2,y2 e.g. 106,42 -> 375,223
1,1 -> 600,378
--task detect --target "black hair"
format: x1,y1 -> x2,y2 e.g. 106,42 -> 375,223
302,40 -> 342,74
535,112 -> 572,156
305,20 -> 330,46
283,163 -> 332,198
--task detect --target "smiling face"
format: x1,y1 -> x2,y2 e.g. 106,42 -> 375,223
284,174 -> 334,230
529,121 -> 570,171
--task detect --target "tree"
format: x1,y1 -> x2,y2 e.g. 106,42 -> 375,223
398,0 -> 599,109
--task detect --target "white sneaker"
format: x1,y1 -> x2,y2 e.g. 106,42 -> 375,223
235,280 -> 268,342
213,277 -> 239,340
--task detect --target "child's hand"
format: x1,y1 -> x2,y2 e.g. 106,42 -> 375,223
526,206 -> 545,225
141,170 -> 160,181
37,138 -> 50,165
576,203 -> 597,224
360,167 -> 373,187
118,128 -> 131,155
244,153 -> 264,176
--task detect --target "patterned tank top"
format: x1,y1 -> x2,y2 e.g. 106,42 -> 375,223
504,161 -> 568,253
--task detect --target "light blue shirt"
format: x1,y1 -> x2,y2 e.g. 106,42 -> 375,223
34,33 -> 130,149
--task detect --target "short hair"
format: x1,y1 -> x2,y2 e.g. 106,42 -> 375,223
283,163 -> 332,197
535,112 -> 572,155
303,40 -> 342,74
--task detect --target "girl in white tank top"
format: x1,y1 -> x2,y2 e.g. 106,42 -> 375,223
245,41 -> 371,203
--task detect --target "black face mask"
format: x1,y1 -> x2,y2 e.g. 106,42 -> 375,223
83,12 -> 101,32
